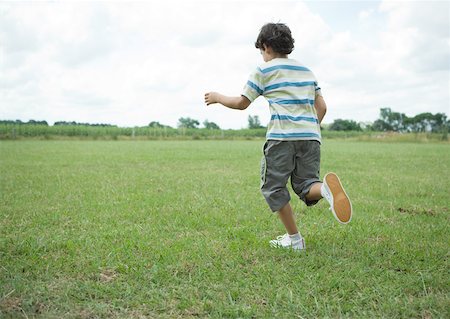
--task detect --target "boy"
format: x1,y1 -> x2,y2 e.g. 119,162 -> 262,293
204,23 -> 352,251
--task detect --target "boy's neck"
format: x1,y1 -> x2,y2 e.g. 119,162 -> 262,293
265,50 -> 288,62
269,54 -> 288,61
261,46 -> 288,62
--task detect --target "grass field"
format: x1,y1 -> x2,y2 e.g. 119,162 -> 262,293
1,140 -> 449,318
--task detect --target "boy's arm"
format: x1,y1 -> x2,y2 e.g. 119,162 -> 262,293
314,95 -> 327,124
204,92 -> 251,110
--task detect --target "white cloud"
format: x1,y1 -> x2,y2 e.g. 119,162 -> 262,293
358,9 -> 374,21
307,0 -> 450,121
0,0 -> 448,128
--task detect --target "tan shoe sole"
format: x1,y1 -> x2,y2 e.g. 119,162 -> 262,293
324,173 -> 352,224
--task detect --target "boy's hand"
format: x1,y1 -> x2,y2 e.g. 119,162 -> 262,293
204,92 -> 219,105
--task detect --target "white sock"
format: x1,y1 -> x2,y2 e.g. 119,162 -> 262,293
289,233 -> 302,241
320,182 -> 327,198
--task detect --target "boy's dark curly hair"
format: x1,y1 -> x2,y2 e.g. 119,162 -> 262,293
255,23 -> 295,54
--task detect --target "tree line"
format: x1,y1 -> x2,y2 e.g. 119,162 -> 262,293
123,110 -> 450,132
0,115 -> 264,130
1,108 -> 448,134
329,108 -> 448,133
0,120 -> 117,127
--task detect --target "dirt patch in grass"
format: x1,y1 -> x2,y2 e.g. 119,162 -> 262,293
0,296 -> 49,317
398,207 -> 439,216
0,296 -> 22,313
99,268 -> 118,283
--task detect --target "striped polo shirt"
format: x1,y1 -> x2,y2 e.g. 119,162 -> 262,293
242,58 -> 322,142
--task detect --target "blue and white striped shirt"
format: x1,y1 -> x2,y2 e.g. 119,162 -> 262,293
242,58 -> 322,142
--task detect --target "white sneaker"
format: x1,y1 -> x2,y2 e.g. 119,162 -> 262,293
270,233 -> 306,251
322,172 -> 352,224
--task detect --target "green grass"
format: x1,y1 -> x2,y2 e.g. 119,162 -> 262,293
1,140 -> 449,318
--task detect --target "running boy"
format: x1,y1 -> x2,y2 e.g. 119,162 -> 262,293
204,23 -> 352,251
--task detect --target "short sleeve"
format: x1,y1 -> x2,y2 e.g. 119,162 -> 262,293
242,67 -> 264,103
314,81 -> 322,97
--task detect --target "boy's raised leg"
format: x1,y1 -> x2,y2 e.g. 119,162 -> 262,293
305,183 -> 322,202
306,177 -> 352,224
321,173 -> 352,224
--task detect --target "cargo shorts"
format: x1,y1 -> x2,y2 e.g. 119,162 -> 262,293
260,140 -> 321,212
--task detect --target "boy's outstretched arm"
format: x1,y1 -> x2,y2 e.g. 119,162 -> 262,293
204,92 -> 251,110
314,95 -> 327,124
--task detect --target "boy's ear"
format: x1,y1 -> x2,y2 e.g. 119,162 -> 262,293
262,44 -> 272,53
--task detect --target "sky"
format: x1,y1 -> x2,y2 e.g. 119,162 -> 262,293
0,0 -> 449,129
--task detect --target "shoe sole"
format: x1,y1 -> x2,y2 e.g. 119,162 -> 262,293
324,172 -> 352,224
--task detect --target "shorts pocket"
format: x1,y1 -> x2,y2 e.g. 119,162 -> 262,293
260,155 -> 267,189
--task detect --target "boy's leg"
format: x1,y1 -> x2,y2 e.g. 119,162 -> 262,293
304,175 -> 352,224
305,182 -> 322,202
289,139 -> 352,224
271,201 -> 305,251
278,202 -> 298,235
321,173 -> 352,224
261,141 -> 305,250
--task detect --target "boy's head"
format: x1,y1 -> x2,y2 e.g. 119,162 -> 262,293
255,23 -> 295,56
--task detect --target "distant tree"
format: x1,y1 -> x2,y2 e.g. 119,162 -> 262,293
54,121 -> 115,127
382,108 -> 406,131
203,120 -> 220,130
329,119 -> 361,131
54,121 -> 77,126
177,117 -> 200,129
0,120 -> 23,125
371,108 -> 448,133
87,123 -> 116,127
24,120 -> 48,126
0,119 -> 47,126
409,113 -> 433,132
149,121 -> 165,128
371,119 -> 392,132
433,113 -> 448,130
371,108 -> 406,132
409,112 -> 448,133
248,115 -> 263,129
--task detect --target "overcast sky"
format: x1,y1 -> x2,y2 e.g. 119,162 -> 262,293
0,0 -> 449,129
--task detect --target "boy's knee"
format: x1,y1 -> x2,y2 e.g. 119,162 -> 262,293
261,187 -> 291,212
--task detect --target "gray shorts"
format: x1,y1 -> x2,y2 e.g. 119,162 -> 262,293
260,140 -> 321,212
